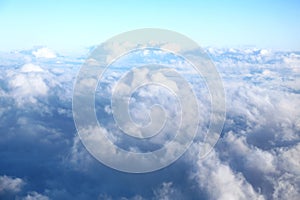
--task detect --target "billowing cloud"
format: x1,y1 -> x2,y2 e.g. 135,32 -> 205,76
191,149 -> 264,200
32,47 -> 56,59
0,175 -> 24,194
0,47 -> 299,199
21,63 -> 44,73
8,72 -> 48,105
22,191 -> 50,200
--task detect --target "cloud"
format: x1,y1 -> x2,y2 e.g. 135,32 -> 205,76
9,72 -> 48,105
189,148 -> 264,200
0,46 -> 299,199
0,175 -> 51,200
0,175 -> 24,194
32,47 -> 56,59
22,191 -> 49,200
153,182 -> 183,200
272,173 -> 300,200
21,63 -> 44,73
283,53 -> 300,72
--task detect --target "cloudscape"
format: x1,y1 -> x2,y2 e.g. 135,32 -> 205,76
0,1 -> 299,200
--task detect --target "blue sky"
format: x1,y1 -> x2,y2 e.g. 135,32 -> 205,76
1,2 -> 300,198
0,0 -> 299,51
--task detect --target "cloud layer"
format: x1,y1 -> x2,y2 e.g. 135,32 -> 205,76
0,47 -> 299,199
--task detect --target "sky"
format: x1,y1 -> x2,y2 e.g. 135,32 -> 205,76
0,38 -> 299,199
0,0 -> 300,52
0,1 -> 300,199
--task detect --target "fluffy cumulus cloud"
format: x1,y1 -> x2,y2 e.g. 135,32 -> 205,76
32,47 -> 57,59
0,175 -> 48,200
0,175 -> 24,194
191,150 -> 264,200
22,192 -> 50,200
0,47 -> 299,199
21,63 -> 44,73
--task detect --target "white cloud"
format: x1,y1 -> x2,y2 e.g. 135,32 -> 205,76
161,43 -> 181,53
32,47 -> 56,59
68,135 -> 95,171
222,132 -> 277,174
21,63 -> 44,73
277,143 -> 300,177
0,175 -> 24,194
5,63 -> 60,105
22,191 -> 49,200
153,182 -> 182,200
272,173 -> 300,200
9,73 -> 48,104
283,53 -> 300,72
259,49 -> 269,56
191,149 -> 264,200
203,47 -> 300,199
1,46 -> 299,199
0,176 -> 50,200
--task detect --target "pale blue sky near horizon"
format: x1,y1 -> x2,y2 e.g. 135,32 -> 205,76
0,0 -> 299,52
